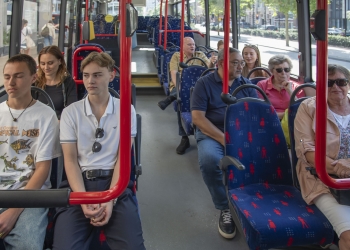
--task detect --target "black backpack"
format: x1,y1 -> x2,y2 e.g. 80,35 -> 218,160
41,25 -> 50,37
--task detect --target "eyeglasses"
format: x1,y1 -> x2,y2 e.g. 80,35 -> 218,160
92,128 -> 104,153
230,61 -> 246,67
274,67 -> 291,73
328,78 -> 349,87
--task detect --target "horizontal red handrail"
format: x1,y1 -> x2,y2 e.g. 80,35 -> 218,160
315,0 -> 350,189
160,30 -> 205,37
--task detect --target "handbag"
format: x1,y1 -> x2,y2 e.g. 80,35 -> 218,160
25,35 -> 35,49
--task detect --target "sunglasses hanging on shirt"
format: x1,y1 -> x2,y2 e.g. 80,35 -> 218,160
92,128 -> 104,153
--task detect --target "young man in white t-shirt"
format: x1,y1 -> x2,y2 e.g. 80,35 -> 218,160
0,54 -> 61,249
53,52 -> 145,249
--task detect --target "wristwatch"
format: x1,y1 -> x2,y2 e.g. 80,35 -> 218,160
112,198 -> 117,206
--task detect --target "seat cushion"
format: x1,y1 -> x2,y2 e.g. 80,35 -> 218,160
229,183 -> 334,250
180,112 -> 193,135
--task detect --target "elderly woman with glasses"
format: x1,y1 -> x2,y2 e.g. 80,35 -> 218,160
294,64 -> 350,250
257,54 -> 305,119
241,44 -> 268,78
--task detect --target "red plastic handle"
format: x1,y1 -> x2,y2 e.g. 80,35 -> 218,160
69,21 -> 131,204
315,0 -> 350,189
72,46 -> 103,85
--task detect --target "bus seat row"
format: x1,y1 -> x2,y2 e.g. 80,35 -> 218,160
137,16 -> 151,33
220,84 -> 334,250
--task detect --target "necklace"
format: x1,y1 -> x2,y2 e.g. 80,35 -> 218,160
7,98 -> 34,122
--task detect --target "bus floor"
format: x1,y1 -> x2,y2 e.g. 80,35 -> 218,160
136,95 -> 339,250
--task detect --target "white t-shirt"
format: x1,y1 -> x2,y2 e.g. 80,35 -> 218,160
60,95 -> 136,172
0,101 -> 61,190
21,26 -> 32,44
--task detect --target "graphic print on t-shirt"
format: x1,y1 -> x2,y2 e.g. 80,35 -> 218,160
0,125 -> 39,190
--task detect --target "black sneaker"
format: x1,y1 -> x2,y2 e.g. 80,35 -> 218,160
218,209 -> 236,239
176,137 -> 190,155
157,96 -> 176,110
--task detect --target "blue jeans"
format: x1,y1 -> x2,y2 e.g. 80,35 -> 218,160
44,36 -> 53,47
0,208 -> 48,250
196,130 -> 228,210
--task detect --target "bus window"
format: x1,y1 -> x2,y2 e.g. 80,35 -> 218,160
0,2 -> 12,88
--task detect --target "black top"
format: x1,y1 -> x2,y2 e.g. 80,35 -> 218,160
35,76 -> 77,119
191,70 -> 258,132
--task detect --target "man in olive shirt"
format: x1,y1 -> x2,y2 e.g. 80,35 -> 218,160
158,37 -> 217,154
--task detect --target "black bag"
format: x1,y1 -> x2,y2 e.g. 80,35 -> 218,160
330,188 -> 350,205
41,25 -> 50,37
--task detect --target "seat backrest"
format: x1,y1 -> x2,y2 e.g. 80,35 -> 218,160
225,89 -> 293,190
249,77 -> 267,85
288,83 -> 315,189
179,65 -> 207,112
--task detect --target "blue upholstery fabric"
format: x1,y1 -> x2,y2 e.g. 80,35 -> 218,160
229,184 -> 334,250
179,65 -> 207,113
178,65 -> 206,135
180,112 -> 193,135
224,99 -> 334,249
137,16 -> 150,33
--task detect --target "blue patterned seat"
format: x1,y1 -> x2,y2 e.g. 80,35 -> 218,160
177,65 -> 207,135
222,87 -> 334,250
137,16 -> 150,33
249,76 -> 268,85
288,83 -> 315,189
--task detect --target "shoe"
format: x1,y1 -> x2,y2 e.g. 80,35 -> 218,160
157,96 -> 176,110
176,137 -> 190,155
218,209 -> 236,239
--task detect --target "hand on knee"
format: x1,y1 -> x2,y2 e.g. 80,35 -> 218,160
340,231 -> 350,250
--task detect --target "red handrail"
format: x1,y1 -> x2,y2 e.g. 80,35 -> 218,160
72,46 -> 103,85
314,0 -> 350,189
164,0 -> 169,49
222,0 -> 230,93
69,0 -> 131,205
180,0 -> 185,62
161,30 -> 205,38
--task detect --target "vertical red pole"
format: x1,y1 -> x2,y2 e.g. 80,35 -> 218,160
84,0 -> 89,44
314,0 -> 330,186
119,0 -> 131,191
159,0 -> 163,46
222,0 -> 230,93
164,0 -> 169,50
180,0 -> 185,62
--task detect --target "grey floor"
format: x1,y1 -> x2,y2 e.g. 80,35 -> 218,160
135,95 -> 336,250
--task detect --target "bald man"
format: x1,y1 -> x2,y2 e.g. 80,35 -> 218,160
158,37 -> 217,154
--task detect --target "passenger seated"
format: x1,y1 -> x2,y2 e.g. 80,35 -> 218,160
53,52 -> 145,250
158,37 -> 216,155
241,44 -> 268,78
34,45 -> 77,120
294,64 -> 350,250
217,40 -> 224,51
191,47 -> 258,239
257,54 -> 305,119
0,54 -> 60,249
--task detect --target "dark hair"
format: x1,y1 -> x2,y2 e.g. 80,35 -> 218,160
4,54 -> 37,75
328,64 -> 350,80
217,40 -> 224,50
218,47 -> 240,61
36,45 -> 68,89
22,19 -> 28,30
80,52 -> 115,72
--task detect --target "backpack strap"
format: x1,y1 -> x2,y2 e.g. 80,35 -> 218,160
61,81 -> 67,107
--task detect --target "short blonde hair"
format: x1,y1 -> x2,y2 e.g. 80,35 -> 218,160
80,52 -> 115,72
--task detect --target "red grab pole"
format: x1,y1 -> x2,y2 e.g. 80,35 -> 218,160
69,0 -> 131,204
314,0 -> 350,189
180,0 -> 185,63
222,0 -> 230,94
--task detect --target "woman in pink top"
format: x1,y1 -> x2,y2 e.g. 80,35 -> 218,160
257,55 -> 305,119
